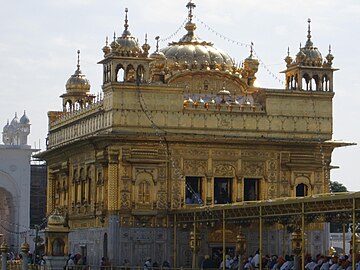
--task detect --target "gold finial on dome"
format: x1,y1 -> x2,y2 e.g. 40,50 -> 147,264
285,47 -> 293,66
155,36 -> 160,52
76,50 -> 81,71
142,34 -> 150,56
102,36 -> 111,55
325,44 -> 334,67
186,0 -> 196,23
123,8 -> 131,36
305,18 -> 313,47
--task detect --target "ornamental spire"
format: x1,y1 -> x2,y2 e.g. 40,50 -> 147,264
186,0 -> 196,23
305,18 -> 313,47
77,50 -> 81,71
122,8 -> 131,36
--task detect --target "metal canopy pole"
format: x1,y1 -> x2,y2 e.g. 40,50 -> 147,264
223,209 -> 226,270
301,202 -> 305,270
259,206 -> 262,270
193,212 -> 197,269
352,197 -> 356,270
343,223 -> 346,255
173,214 -> 177,268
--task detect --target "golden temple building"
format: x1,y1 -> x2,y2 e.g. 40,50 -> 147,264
37,1 -> 353,267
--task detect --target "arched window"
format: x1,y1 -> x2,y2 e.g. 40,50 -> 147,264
116,64 -> 125,82
87,167 -> 92,204
296,183 -> 308,197
126,65 -> 136,82
302,74 -> 310,90
80,168 -> 86,204
52,238 -> 65,256
136,65 -> 145,83
138,180 -> 151,204
312,75 -> 320,91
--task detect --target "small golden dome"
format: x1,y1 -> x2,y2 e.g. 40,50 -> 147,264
0,241 -> 9,253
20,240 -> 30,253
66,50 -> 91,94
114,8 -> 142,57
295,19 -> 323,67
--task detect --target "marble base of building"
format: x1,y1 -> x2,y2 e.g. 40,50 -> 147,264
43,256 -> 67,270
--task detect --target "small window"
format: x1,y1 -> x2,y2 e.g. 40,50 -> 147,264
185,176 -> 203,204
244,178 -> 260,201
296,183 -> 308,197
214,178 -> 232,204
138,181 -> 151,204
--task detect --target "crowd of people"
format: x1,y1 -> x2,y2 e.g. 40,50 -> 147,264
200,250 -> 360,270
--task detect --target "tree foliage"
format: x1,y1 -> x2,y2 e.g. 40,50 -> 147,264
330,181 -> 348,193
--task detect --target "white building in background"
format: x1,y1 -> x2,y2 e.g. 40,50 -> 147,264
0,111 -> 34,252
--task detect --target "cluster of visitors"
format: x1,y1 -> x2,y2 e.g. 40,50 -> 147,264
143,257 -> 171,270
201,250 -> 360,270
65,253 -> 88,270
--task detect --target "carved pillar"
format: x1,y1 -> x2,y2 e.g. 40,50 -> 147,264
107,149 -> 119,211
236,176 -> 243,202
47,170 -> 56,214
206,175 -> 213,205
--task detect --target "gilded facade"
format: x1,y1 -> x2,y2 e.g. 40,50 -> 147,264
38,1 -> 349,266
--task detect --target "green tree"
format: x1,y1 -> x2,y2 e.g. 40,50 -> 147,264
330,181 -> 348,193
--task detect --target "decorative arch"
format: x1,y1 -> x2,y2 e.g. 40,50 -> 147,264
116,64 -> 125,82
136,65 -> 145,83
52,238 -> 65,256
125,64 -> 136,82
296,183 -> 309,197
302,73 -> 310,90
294,175 -> 311,197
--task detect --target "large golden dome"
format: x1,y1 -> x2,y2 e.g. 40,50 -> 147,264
160,2 -> 235,73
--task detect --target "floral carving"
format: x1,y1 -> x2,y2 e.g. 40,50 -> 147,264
214,164 -> 235,176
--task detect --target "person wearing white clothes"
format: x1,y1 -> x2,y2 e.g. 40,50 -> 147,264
219,255 -> 232,269
320,257 -> 330,270
251,250 -> 260,268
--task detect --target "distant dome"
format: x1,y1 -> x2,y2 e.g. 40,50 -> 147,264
10,113 -> 19,126
3,120 -> 9,132
20,111 -> 30,124
66,50 -> 91,94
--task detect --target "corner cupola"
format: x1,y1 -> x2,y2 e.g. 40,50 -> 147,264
60,50 -> 95,112
98,8 -> 152,85
282,19 -> 338,92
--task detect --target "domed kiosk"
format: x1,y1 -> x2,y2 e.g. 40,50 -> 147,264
44,209 -> 69,270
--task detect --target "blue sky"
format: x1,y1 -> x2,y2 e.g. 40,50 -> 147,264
0,0 -> 359,190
